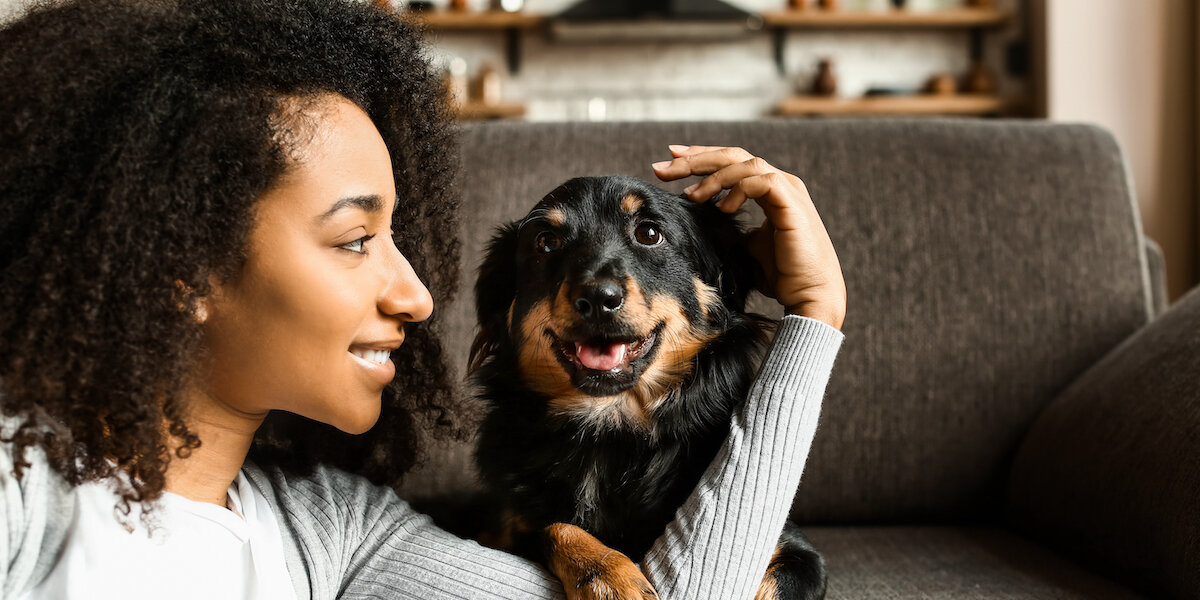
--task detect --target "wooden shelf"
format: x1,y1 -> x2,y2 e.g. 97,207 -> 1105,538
762,8 -> 1012,29
408,9 -> 545,30
454,101 -> 526,121
406,10 -> 545,73
775,94 -> 1011,116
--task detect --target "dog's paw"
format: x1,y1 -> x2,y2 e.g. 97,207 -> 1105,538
570,553 -> 657,600
545,523 -> 658,600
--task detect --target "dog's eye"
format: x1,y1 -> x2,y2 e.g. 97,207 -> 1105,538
534,231 -> 562,254
633,222 -> 664,246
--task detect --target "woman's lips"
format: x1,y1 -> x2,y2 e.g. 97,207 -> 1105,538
349,344 -> 398,385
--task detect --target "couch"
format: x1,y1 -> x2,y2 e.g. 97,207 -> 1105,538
396,119 -> 1198,599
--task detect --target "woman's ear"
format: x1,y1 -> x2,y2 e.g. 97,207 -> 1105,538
193,297 -> 210,324
174,279 -> 211,324
468,222 -> 520,374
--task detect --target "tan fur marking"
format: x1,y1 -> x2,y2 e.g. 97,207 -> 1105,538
755,545 -> 785,600
546,208 -> 566,226
620,193 -> 643,214
693,276 -> 721,320
545,523 -> 658,600
516,295 -> 578,400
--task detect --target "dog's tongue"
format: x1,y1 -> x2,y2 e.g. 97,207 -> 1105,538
576,341 -> 627,371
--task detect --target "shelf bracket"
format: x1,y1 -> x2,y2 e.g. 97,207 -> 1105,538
505,27 -> 522,74
772,28 -> 786,75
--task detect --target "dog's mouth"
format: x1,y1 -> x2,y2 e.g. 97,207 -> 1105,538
548,323 -> 664,395
561,331 -> 657,372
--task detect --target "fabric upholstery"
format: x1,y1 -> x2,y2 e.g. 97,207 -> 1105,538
807,527 -> 1145,599
1008,284 -> 1200,600
1142,238 -> 1168,316
399,119 -> 1156,525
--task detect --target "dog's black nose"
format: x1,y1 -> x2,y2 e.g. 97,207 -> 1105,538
574,280 -> 624,319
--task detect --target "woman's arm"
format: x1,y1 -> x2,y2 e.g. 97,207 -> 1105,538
246,459 -> 567,600
643,314 -> 842,599
248,313 -> 841,600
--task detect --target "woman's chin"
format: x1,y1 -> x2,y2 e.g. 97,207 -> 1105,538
325,401 -> 383,435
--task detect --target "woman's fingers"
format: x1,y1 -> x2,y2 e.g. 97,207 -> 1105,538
651,146 -> 754,181
681,156 -> 778,203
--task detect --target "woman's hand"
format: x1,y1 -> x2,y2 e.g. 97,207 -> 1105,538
652,145 -> 846,330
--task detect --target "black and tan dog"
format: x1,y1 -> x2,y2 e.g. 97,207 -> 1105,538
469,175 -> 827,600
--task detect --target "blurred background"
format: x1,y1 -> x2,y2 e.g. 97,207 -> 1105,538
1,0 -> 1195,301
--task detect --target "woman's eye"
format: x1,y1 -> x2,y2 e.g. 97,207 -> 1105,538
633,222 -> 664,246
339,234 -> 375,255
534,231 -> 562,254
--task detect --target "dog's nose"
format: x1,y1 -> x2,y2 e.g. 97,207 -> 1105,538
574,280 -> 624,319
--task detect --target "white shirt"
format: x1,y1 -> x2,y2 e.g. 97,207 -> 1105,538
26,469 -> 297,600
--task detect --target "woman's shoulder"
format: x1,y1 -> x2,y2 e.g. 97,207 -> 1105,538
0,415 -> 75,505
0,416 -> 76,597
240,460 -> 431,600
242,460 -> 423,530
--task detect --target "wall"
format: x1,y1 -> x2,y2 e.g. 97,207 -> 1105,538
1043,0 -> 1197,302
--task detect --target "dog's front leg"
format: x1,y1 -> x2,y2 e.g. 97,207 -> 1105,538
542,523 -> 658,600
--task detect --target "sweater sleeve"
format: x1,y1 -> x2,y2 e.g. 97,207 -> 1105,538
253,314 -> 842,600
642,315 -> 843,599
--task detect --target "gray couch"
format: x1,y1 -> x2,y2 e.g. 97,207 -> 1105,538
397,120 -> 1198,599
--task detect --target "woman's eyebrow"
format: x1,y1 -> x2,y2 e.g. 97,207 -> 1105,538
316,194 -> 382,224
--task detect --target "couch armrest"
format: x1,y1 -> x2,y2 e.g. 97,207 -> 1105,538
1007,285 -> 1200,599
1143,237 -> 1168,317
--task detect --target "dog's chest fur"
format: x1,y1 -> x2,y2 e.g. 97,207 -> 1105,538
476,396 -> 730,559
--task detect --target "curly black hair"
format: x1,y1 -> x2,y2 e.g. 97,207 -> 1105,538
0,0 -> 466,507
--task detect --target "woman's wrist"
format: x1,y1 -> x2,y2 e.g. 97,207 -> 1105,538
785,301 -> 845,331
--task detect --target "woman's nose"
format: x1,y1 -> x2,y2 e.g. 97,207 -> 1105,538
380,247 -> 434,323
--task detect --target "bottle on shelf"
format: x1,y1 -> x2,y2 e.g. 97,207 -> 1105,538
810,58 -> 838,96
926,72 -> 957,95
475,63 -> 502,106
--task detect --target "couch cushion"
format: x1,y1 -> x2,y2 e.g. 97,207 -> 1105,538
398,120 -> 1155,524
809,527 -> 1145,599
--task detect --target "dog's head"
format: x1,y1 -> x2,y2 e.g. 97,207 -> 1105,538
471,175 -> 761,430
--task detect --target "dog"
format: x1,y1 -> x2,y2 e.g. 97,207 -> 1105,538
468,175 -> 827,600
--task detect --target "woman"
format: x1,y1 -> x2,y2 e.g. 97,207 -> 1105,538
0,1 -> 846,599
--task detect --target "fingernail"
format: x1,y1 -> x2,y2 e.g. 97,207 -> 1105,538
683,184 -> 697,195
668,144 -> 689,153
651,161 -> 671,171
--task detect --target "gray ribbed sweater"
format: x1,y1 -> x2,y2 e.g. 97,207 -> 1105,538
1,315 -> 843,600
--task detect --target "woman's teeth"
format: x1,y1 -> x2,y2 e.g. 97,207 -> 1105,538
351,348 -> 391,365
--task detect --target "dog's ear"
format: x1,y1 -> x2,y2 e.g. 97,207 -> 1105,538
469,222 -> 520,374
717,232 -> 758,312
688,198 -> 757,312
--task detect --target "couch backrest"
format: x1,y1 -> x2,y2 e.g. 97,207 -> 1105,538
398,119 -> 1156,524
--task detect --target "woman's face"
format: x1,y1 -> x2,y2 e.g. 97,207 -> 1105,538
198,94 -> 433,434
